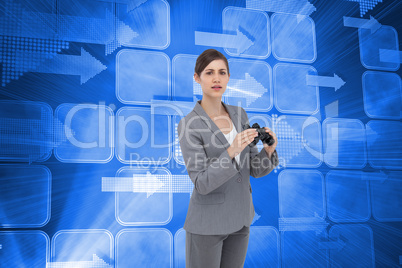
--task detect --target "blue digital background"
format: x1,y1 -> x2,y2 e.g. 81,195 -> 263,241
0,0 -> 401,267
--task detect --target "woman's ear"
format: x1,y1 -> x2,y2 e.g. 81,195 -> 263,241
194,73 -> 200,84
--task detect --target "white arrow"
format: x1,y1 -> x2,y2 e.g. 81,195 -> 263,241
47,254 -> 112,268
343,16 -> 382,34
16,48 -> 107,84
102,172 -> 194,198
225,73 -> 267,106
306,74 -> 345,91
195,29 -> 254,55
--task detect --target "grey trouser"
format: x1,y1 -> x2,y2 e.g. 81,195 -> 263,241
185,225 -> 250,268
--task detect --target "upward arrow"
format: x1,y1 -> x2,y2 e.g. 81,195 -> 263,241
16,48 -> 107,84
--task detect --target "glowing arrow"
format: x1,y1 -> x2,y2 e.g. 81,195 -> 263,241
279,213 -> 328,235
246,0 -> 316,16
102,172 -> 194,198
46,254 -> 112,268
16,48 -> 107,84
0,0 -> 137,55
195,29 -> 254,55
225,73 -> 267,106
306,74 -> 345,91
343,16 -> 382,34
379,49 -> 402,64
361,171 -> 388,183
318,237 -> 346,251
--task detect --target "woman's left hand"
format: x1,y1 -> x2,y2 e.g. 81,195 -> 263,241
262,127 -> 277,156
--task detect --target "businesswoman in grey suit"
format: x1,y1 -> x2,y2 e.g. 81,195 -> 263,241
177,49 -> 279,268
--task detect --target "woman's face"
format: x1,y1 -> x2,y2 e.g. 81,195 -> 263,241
194,59 -> 230,99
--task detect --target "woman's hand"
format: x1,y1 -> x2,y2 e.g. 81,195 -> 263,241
262,127 -> 277,157
227,128 -> 258,159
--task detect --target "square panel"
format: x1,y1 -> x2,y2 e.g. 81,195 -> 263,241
116,229 -> 172,267
54,103 -> 114,163
0,165 -> 51,228
116,49 -> 170,105
226,59 -> 273,112
359,26 -> 399,71
222,6 -> 270,58
0,231 -> 49,267
274,115 -> 322,168
329,225 -> 375,267
278,169 -> 325,219
323,118 -> 367,169
274,63 -> 319,115
115,167 -> 172,226
363,71 -> 401,120
0,100 -> 53,162
366,120 -> 402,170
326,170 -> 370,222
116,107 -> 171,165
272,13 -> 317,63
51,229 -> 113,266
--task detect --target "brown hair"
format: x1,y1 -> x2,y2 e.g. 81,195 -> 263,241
194,49 -> 229,77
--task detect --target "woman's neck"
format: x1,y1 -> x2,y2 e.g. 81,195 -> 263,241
200,96 -> 225,118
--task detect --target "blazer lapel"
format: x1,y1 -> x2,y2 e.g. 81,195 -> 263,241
192,100 -> 247,170
193,100 -> 229,147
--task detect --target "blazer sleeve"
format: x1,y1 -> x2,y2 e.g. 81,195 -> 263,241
177,117 -> 239,195
241,108 -> 279,178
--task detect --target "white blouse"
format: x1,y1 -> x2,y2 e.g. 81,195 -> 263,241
222,121 -> 240,167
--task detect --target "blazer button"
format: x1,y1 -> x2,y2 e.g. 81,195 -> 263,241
237,178 -> 242,183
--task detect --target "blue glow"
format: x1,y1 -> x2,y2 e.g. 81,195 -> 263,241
0,0 -> 401,266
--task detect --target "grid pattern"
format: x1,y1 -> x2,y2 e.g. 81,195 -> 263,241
0,107 -> 52,162
345,0 -> 383,17
272,114 -> 307,167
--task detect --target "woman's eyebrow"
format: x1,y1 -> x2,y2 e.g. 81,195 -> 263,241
204,68 -> 227,71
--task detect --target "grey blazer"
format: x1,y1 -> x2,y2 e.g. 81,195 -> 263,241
177,100 -> 279,235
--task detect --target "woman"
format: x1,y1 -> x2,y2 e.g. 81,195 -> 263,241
177,49 -> 279,268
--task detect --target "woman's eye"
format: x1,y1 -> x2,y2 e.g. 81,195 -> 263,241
221,72 -> 226,75
206,72 -> 212,75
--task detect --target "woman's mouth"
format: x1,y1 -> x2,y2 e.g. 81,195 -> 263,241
212,85 -> 222,91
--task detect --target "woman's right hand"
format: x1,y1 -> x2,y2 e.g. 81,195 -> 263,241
227,128 -> 258,159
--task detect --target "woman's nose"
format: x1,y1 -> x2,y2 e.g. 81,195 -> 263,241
213,74 -> 220,82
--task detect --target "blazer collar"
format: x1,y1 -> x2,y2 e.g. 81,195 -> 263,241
192,100 -> 244,147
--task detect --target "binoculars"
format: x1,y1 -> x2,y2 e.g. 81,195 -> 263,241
243,123 -> 275,147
